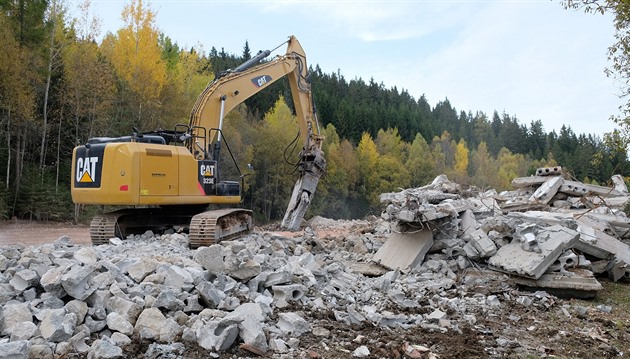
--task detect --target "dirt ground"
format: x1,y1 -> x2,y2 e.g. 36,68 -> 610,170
0,220 -> 91,246
2,221 -> 630,358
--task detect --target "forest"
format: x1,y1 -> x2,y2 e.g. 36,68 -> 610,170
0,0 -> 628,223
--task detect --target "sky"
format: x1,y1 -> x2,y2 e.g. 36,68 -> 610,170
76,0 -> 622,137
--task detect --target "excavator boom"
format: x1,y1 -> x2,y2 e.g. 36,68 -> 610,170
189,35 -> 326,230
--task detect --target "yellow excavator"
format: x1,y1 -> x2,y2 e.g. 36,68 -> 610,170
71,35 -> 326,248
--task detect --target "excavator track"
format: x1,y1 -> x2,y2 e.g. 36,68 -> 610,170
89,212 -> 124,245
189,209 -> 253,249
89,208 -> 253,248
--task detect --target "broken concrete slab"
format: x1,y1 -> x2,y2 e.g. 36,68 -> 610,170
561,180 -> 623,198
488,225 -> 580,279
529,176 -> 563,204
575,216 -> 630,281
611,174 -> 628,194
535,166 -> 563,177
372,227 -> 434,273
511,176 -> 551,188
510,269 -> 602,299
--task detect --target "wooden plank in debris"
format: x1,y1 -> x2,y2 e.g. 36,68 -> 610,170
373,227 -> 434,273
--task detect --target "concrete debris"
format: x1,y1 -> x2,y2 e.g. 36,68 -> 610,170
1,166 -> 630,357
379,169 -> 630,286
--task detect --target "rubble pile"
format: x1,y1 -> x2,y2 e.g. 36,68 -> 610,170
379,167 -> 630,297
0,167 -> 629,358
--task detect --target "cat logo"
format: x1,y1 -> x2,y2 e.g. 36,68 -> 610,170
76,157 -> 99,183
200,164 -> 214,177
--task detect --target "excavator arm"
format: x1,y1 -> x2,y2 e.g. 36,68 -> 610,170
189,35 -> 326,230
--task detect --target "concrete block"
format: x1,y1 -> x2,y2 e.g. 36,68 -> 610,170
535,166 -> 563,176
106,296 -> 142,324
197,321 -> 239,351
458,210 -> 477,240
87,337 -> 123,359
106,312 -> 133,336
40,265 -> 68,297
238,317 -> 269,354
611,174 -> 628,194
155,289 -> 185,312
134,308 -> 166,340
196,280 -> 226,308
38,308 -> 76,342
74,247 -> 99,265
427,309 -> 446,320
397,210 -> 416,222
227,259 -> 261,281
529,176 -> 563,204
373,227 -> 434,273
184,294 -> 205,313
110,332 -> 132,347
64,300 -> 88,326
606,259 -> 630,282
85,316 -> 106,332
276,312 -> 310,337
10,269 -> 39,291
159,318 -> 182,343
127,259 -> 159,283
1,302 -> 32,336
488,225 -> 579,279
0,340 -> 30,359
547,251 -> 579,272
269,338 -> 289,353
272,284 -> 306,307
193,245 -> 225,274
164,265 -> 193,288
60,265 -> 97,301
9,322 -> 38,341
29,344 -> 53,359
224,302 -> 265,323
463,242 -> 480,261
469,229 -> 497,258
561,180 -> 623,197
264,271 -> 293,287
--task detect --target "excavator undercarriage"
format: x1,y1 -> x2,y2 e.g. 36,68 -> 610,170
89,207 -> 253,248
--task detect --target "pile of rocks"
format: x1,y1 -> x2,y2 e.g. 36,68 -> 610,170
378,167 -> 630,298
1,166 -> 629,357
1,215 -> 590,358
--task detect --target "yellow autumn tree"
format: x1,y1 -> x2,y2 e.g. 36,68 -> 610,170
452,138 -> 469,184
109,0 -> 166,128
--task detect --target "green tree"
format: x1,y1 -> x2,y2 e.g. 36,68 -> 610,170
564,1 -> 630,152
375,127 -> 408,163
406,133 -> 436,187
470,142 -> 498,189
251,97 -> 299,221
